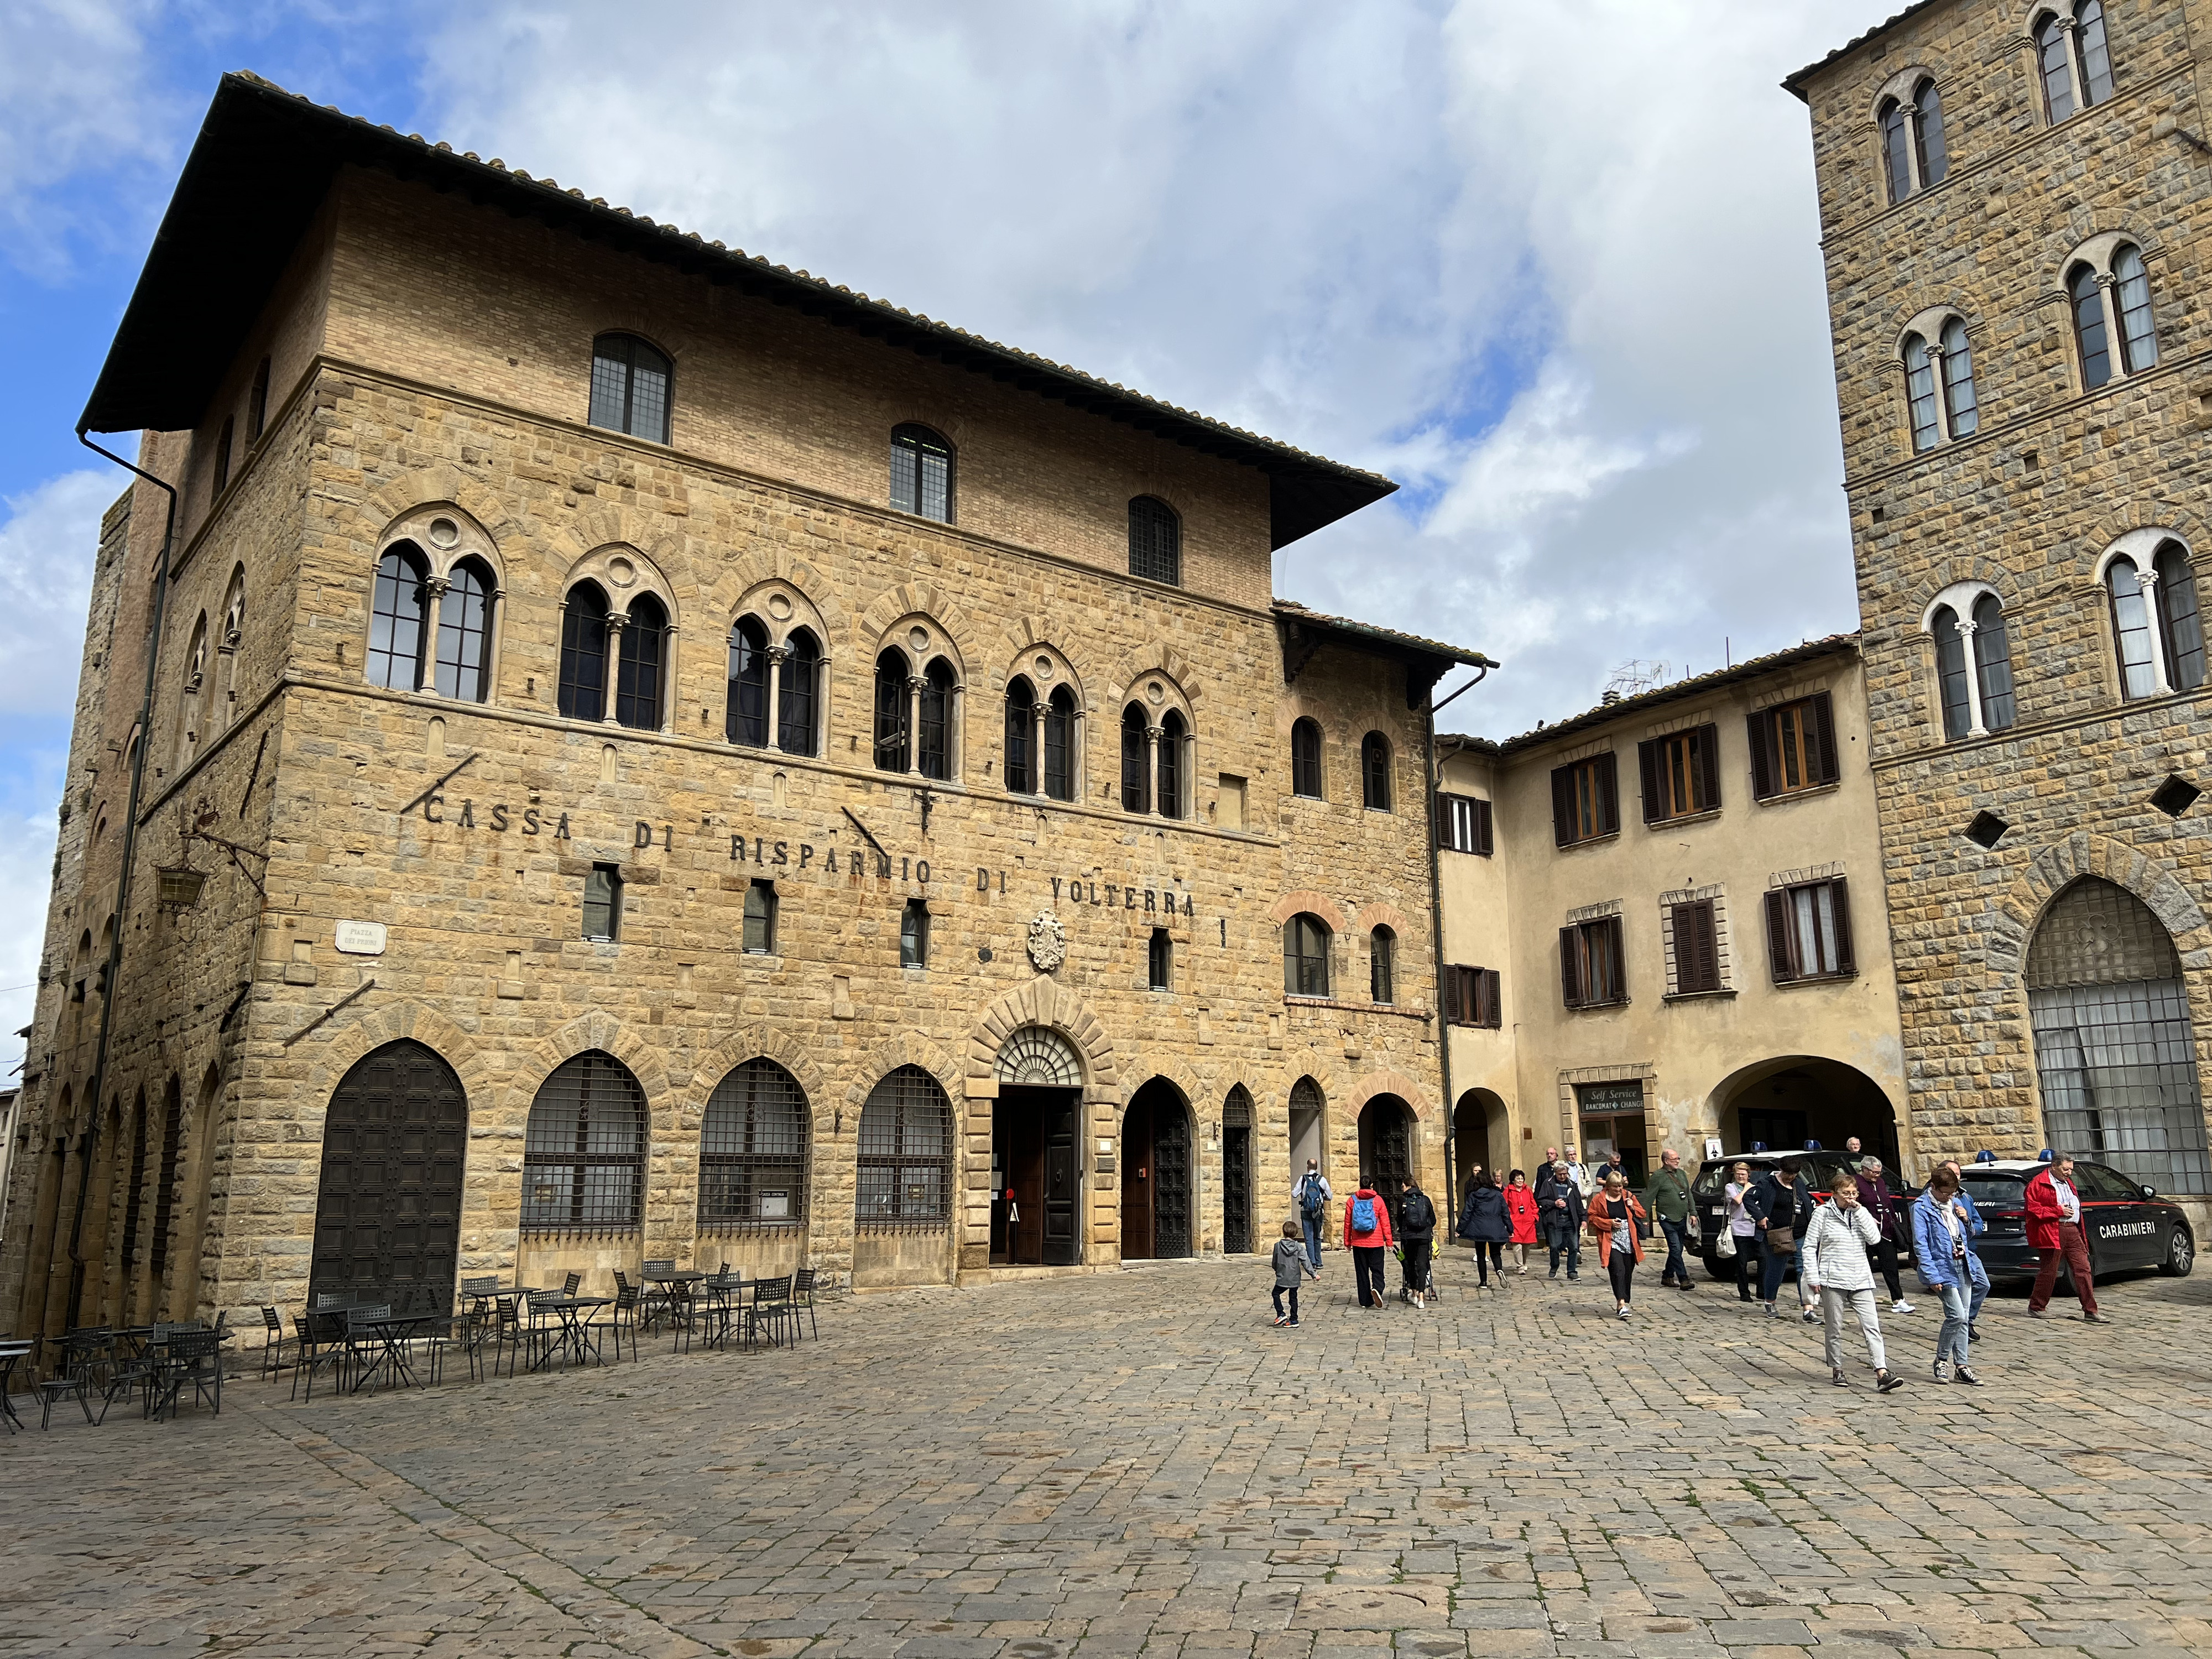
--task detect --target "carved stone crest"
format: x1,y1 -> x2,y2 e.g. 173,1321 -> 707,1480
1026,911 -> 1067,974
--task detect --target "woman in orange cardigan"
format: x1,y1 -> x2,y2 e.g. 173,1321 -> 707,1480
1585,1171 -> 1647,1319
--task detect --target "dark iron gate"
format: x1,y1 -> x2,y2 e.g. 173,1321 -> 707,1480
310,1040 -> 467,1317
1221,1087 -> 1254,1254
1152,1105 -> 1193,1259
1359,1096 -> 1412,1201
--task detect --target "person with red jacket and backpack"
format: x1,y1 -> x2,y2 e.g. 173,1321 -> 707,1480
1344,1176 -> 1394,1308
2026,1153 -> 2105,1322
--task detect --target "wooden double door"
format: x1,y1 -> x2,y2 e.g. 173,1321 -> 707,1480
992,1087 -> 1081,1266
1121,1080 -> 1193,1260
310,1041 -> 467,1316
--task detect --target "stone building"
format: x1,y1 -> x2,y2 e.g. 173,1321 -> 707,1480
1788,0 -> 2212,1236
1434,638 -> 1909,1196
1,74 -> 1491,1335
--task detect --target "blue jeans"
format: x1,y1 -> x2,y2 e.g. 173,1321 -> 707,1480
1301,1215 -> 1324,1270
1934,1280 -> 1971,1368
1759,1235 -> 1793,1304
1658,1218 -> 1690,1284
1546,1233 -> 1580,1275
1968,1255 -> 1989,1326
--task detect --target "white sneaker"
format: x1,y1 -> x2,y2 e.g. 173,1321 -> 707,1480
1891,1300 -> 1914,1314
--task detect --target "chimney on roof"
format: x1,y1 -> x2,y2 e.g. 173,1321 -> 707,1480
1600,690 -> 1620,706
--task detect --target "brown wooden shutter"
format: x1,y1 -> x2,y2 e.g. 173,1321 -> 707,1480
1765,889 -> 1797,983
1443,966 -> 1469,1024
1747,710 -> 1775,799
1431,793 -> 1443,849
1695,723 -> 1721,812
1551,766 -> 1575,846
1475,797 -> 1494,856
1595,751 -> 1620,836
1602,915 -> 1626,1002
1675,900 -> 1718,994
1638,738 -> 1663,825
1829,878 -> 1855,973
1480,968 -> 1503,1026
1811,692 -> 1839,784
1559,926 -> 1582,1008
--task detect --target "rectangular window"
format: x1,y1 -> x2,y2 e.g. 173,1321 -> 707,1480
1558,917 -> 1626,1009
1747,692 -> 1840,800
1637,725 -> 1720,824
900,899 -> 930,968
582,864 -> 623,942
1764,878 -> 1856,983
248,356 -> 270,442
1550,753 -> 1619,847
1149,927 -> 1172,992
743,880 -> 776,954
213,416 -> 234,495
1436,792 -> 1494,855
1443,965 -> 1501,1028
1218,774 -> 1247,831
1667,899 -> 1722,995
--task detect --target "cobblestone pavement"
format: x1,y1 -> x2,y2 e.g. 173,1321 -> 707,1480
10,1249 -> 2212,1657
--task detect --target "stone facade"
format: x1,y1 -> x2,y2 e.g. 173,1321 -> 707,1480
1791,0 -> 2212,1218
2,84 -> 1479,1337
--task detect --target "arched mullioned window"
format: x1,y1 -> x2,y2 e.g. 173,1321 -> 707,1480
1284,912 -> 1332,998
2106,541 -> 2208,701
2036,1 -> 2115,124
1877,78 -> 1948,204
1044,686 -> 1076,801
1158,709 -> 1188,819
779,628 -> 821,757
873,649 -> 910,773
615,593 -> 667,731
559,582 -> 610,721
918,658 -> 955,780
1361,731 -> 1391,811
2155,542 -> 2205,693
1129,496 -> 1181,585
367,544 -> 430,691
1901,316 -> 1977,453
699,1059 -> 808,1228
728,616 -> 770,747
434,557 -> 495,702
1005,677 -> 1036,794
521,1051 -> 649,1232
1290,717 -> 1323,799
1929,591 -> 2016,739
588,333 -> 672,443
1120,704 -> 1150,813
2068,240 -> 2157,393
890,425 -> 953,523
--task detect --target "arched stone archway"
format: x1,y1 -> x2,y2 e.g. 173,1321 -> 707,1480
1707,1056 -> 1900,1169
310,1040 -> 468,1317
1453,1088 -> 1511,1199
1358,1094 -> 1415,1197
1121,1077 -> 1195,1260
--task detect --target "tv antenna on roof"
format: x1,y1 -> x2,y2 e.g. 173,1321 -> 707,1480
1602,660 -> 1670,700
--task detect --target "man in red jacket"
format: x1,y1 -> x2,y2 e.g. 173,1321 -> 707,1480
2026,1154 -> 2104,1322
1344,1177 -> 1394,1310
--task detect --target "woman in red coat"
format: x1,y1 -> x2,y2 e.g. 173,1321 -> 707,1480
1503,1170 -> 1540,1275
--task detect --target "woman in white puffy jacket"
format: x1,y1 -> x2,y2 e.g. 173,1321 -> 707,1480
1801,1171 -> 1905,1394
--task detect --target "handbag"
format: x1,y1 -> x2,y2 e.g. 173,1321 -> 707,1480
1715,1228 -> 1736,1260
1766,1223 -> 1797,1255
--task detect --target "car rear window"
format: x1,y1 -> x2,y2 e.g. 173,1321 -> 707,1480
1960,1176 -> 2022,1210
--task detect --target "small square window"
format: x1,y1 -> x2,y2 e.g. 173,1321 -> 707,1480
1965,810 -> 2009,848
582,864 -> 623,942
743,880 -> 777,954
2152,775 -> 2201,818
900,899 -> 930,968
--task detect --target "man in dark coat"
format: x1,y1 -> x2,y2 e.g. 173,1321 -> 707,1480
1397,1176 -> 1438,1309
1538,1160 -> 1587,1280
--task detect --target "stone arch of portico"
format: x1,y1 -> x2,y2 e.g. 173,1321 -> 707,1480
299,1000 -> 494,1120
1986,834 -> 2212,981
351,468 -> 529,564
856,581 -> 986,672
847,1033 -> 965,1123
682,1031 -> 831,1135
1107,642 -> 1205,710
1345,1069 -> 1434,1121
503,1014 -> 675,1123
1268,890 -> 1348,932
965,978 -> 1120,1095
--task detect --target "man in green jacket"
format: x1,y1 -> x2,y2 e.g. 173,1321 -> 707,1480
1646,1146 -> 1695,1291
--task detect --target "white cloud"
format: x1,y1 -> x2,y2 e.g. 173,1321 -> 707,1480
0,468 -> 112,718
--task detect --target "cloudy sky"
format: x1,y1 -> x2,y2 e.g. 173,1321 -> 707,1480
0,0 -> 1887,1072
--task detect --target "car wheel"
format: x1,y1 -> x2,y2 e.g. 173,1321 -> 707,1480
2161,1226 -> 2195,1278
1704,1251 -> 1737,1283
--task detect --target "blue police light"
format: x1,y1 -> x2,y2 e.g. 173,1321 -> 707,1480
1974,1149 -> 1997,1163
2038,1147 -> 2055,1161
1751,1141 -> 1768,1154
1804,1139 -> 1823,1151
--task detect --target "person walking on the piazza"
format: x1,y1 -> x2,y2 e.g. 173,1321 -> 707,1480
1541,1160 -> 1587,1280
1344,1175 -> 1394,1309
1458,1170 -> 1511,1288
1723,1160 -> 1760,1303
1751,1157 -> 1813,1319
1504,1169 -> 1539,1275
1293,1160 -> 1333,1274
1397,1173 -> 1438,1310
1801,1170 -> 1905,1392
1943,1158 -> 1993,1340
1854,1156 -> 1913,1314
1646,1147 -> 1695,1291
1912,1166 -> 1985,1384
1564,1148 -> 1595,1198
1587,1171 -> 1647,1318
1271,1220 -> 1316,1327
2026,1152 -> 2105,1323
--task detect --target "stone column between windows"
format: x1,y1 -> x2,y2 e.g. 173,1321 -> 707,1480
2139,568 -> 2175,695
601,615 -> 626,727
419,575 -> 450,698
950,683 -> 964,780
2096,272 -> 2127,380
1956,618 -> 1990,738
906,675 -> 925,777
1145,724 -> 1162,816
1031,701 -> 1047,796
482,588 -> 505,711
213,642 -> 236,737
1073,709 -> 1087,802
765,643 -> 786,749
659,625 -> 678,734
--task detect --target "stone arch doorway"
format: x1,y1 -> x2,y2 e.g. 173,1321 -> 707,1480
1220,1086 -> 1255,1254
310,1040 -> 468,1317
1709,1057 -> 1898,1170
992,1025 -> 1083,1266
1453,1088 -> 1511,1198
2027,877 -> 2211,1194
1359,1094 -> 1415,1197
1122,1078 -> 1194,1260
1287,1076 -> 1327,1180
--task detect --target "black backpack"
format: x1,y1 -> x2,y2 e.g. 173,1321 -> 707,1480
1402,1190 -> 1436,1235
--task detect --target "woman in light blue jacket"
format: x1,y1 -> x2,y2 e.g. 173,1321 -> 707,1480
1912,1168 -> 1983,1386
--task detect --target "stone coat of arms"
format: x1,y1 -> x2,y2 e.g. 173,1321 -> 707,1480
1026,911 -> 1067,974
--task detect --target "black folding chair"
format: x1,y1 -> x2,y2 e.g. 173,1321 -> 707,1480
36,1329 -> 109,1430
745,1276 -> 795,1351
293,1310 -> 351,1402
152,1328 -> 223,1421
592,1284 -> 642,1363
257,1306 -> 290,1381
789,1268 -> 820,1341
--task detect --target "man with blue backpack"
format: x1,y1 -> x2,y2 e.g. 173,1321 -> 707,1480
1344,1175 -> 1395,1308
1292,1160 -> 1333,1272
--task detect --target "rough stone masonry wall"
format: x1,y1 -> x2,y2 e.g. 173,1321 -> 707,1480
1801,0 -> 2212,1164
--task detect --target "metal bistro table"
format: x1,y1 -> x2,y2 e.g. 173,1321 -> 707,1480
350,1311 -> 439,1394
527,1295 -> 611,1371
639,1269 -> 706,1335
0,1340 -> 32,1433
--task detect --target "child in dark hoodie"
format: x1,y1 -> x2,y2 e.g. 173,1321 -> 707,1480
1272,1219 -> 1316,1326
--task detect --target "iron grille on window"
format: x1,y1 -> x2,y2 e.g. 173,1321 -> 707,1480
698,1058 -> 809,1228
1128,496 -> 1181,585
522,1051 -> 648,1232
857,1065 -> 952,1226
588,333 -> 672,443
890,425 -> 953,521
